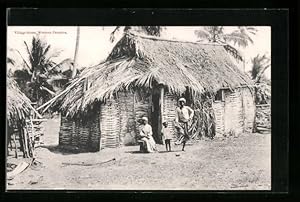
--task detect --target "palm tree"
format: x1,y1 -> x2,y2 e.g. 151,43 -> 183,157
194,26 -> 257,47
110,26 -> 163,42
194,26 -> 257,63
250,54 -> 271,105
72,26 -> 80,79
194,26 -> 225,43
250,54 -> 271,83
11,36 -> 71,106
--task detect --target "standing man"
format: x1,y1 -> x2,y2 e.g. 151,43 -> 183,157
175,98 -> 194,151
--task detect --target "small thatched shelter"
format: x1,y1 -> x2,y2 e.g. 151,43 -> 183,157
7,77 -> 35,157
56,33 -> 255,152
7,78 -> 33,127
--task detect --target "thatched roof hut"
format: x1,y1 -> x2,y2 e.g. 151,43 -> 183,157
56,33 -> 255,152
7,77 -> 33,127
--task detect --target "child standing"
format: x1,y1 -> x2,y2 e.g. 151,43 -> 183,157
162,121 -> 172,152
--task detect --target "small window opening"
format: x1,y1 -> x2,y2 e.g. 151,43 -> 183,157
215,90 -> 224,102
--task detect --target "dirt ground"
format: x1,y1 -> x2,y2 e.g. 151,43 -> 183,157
7,118 -> 271,190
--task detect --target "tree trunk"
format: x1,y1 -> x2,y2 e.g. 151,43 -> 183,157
72,26 -> 80,79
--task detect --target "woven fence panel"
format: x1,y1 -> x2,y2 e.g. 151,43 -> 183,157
100,99 -> 120,148
162,93 -> 178,140
117,92 -> 136,145
242,88 -> 256,133
212,101 -> 225,137
224,89 -> 244,135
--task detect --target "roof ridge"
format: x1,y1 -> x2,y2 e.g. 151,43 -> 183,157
125,32 -> 226,46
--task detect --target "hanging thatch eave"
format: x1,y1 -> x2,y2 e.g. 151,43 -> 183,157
7,78 -> 33,127
58,33 -> 253,118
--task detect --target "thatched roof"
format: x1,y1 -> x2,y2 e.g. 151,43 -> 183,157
57,33 -> 253,117
7,77 -> 33,127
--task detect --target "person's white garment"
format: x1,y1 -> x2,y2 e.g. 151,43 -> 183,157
162,127 -> 172,140
140,124 -> 157,153
175,106 -> 194,123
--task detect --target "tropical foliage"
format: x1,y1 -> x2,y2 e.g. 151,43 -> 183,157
194,26 -> 257,61
194,26 -> 257,47
249,54 -> 271,105
250,54 -> 271,83
10,36 -> 75,106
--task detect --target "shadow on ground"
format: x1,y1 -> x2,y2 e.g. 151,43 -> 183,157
125,150 -> 181,154
40,145 -> 98,155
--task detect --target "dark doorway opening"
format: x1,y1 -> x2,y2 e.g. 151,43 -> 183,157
151,90 -> 163,144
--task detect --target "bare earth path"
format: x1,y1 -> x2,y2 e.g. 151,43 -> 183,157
7,118 -> 271,190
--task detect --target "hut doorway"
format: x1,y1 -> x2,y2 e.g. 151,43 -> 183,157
151,89 -> 163,144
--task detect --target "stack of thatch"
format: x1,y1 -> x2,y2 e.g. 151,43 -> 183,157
190,96 -> 216,140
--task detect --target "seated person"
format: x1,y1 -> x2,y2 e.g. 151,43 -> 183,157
137,117 -> 157,153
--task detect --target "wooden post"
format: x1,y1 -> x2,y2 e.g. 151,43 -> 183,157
99,107 -> 103,150
24,123 -> 30,158
72,26 -> 80,79
13,133 -> 18,159
133,92 -> 136,138
19,128 -> 25,158
241,89 -> 245,133
158,85 -> 164,144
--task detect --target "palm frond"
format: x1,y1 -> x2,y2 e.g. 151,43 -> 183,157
194,29 -> 211,41
223,32 -> 249,47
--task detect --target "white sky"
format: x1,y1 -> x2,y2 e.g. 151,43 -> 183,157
7,26 -> 271,78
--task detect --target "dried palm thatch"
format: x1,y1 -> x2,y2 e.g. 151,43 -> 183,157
56,33 -> 253,118
190,94 -> 216,139
7,77 -> 33,127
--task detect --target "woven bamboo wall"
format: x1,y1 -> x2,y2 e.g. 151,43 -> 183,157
59,116 -> 73,146
99,99 -> 120,149
133,92 -> 152,136
162,93 -> 178,140
59,112 -> 100,152
242,88 -> 256,133
212,101 -> 225,137
117,92 -> 136,145
224,89 -> 244,135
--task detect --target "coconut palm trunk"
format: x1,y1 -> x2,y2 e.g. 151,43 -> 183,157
72,26 -> 80,79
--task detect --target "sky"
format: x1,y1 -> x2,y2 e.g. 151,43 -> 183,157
7,26 -> 271,78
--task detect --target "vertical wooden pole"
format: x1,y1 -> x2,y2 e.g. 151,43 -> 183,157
158,85 -> 164,144
24,123 -> 30,158
19,128 -> 25,158
241,89 -> 245,133
99,106 -> 102,151
72,26 -> 80,79
13,133 -> 18,159
133,92 -> 136,137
